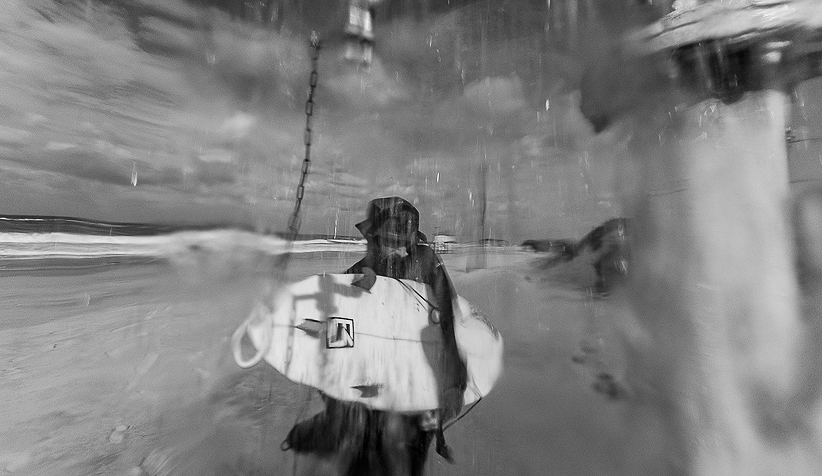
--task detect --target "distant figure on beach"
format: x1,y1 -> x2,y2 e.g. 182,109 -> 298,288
521,238 -> 576,256
523,218 -> 630,293
281,196 -> 467,476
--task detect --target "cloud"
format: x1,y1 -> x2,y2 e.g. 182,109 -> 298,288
322,59 -> 411,111
192,159 -> 239,186
9,147 -> 188,189
461,76 -> 528,121
217,112 -> 258,141
138,15 -> 202,56
133,0 -> 201,24
0,158 -> 258,228
0,0 -> 628,239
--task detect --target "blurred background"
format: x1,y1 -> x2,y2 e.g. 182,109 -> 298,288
4,1 -> 822,475
0,0 -> 676,243
3,0 -> 820,241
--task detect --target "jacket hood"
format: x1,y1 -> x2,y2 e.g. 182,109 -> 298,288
355,196 -> 427,243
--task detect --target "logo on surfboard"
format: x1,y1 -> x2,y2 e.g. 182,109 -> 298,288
326,317 -> 355,348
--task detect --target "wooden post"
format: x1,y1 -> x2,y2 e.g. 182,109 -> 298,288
467,156 -> 488,271
597,2 -> 822,474
627,87 -> 805,475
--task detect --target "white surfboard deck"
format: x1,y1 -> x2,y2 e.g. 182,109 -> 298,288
233,273 -> 503,412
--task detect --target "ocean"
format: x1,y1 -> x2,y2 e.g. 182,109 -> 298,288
0,216 -> 368,269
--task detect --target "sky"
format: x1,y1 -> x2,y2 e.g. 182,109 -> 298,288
1,0 -> 819,242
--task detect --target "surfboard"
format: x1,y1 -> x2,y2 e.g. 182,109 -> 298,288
232,273 -> 503,412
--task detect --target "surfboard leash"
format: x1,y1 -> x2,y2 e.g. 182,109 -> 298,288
392,277 -> 440,315
443,396 -> 482,431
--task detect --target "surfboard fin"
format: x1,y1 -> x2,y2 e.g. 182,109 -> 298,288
351,383 -> 383,398
351,267 -> 377,291
295,319 -> 324,338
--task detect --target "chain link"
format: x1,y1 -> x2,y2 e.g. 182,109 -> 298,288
285,33 -> 321,243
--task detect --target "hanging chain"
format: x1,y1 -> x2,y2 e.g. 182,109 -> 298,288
242,34 -> 321,472
286,32 -> 321,243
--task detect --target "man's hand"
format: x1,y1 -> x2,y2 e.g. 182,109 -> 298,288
351,267 -> 377,291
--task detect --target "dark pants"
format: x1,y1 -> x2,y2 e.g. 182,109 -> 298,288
284,397 -> 434,476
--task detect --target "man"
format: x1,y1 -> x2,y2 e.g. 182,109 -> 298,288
282,197 -> 467,476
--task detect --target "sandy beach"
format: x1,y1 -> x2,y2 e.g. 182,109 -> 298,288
0,243 -> 666,476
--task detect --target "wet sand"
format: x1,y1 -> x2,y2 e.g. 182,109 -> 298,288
0,250 -> 667,475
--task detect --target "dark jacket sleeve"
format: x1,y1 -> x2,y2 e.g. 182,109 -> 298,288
344,259 -> 365,274
422,247 -> 468,419
344,253 -> 374,274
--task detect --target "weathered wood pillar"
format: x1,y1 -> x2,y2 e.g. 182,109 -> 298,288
629,80 -> 803,475
585,2 -> 822,474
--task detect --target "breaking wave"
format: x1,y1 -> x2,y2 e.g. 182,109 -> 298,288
0,230 -> 365,260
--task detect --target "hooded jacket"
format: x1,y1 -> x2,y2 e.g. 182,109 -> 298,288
346,197 -> 468,459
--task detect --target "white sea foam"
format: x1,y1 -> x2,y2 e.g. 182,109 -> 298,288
0,230 -> 365,259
